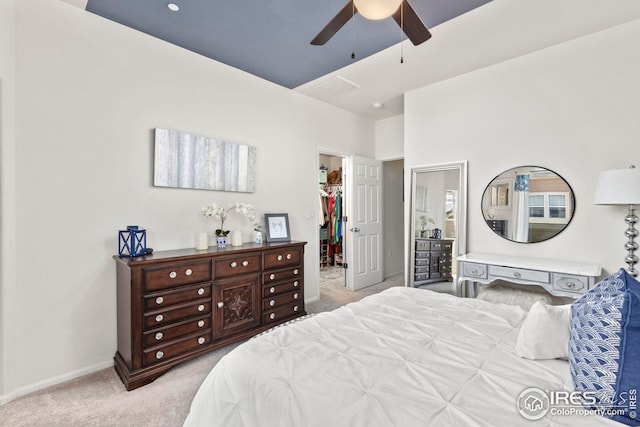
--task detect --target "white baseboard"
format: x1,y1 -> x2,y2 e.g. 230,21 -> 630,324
0,359 -> 113,406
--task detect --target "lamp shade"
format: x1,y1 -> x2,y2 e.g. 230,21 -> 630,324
594,167 -> 640,205
354,0 -> 403,20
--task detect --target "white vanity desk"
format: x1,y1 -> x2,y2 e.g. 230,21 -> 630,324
456,253 -> 602,298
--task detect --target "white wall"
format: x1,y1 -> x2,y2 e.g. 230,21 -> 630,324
405,18 -> 640,278
0,0 -> 374,401
383,159 -> 404,278
374,114 -> 403,160
0,0 -> 17,400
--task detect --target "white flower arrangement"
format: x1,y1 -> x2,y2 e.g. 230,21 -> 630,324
202,202 -> 261,236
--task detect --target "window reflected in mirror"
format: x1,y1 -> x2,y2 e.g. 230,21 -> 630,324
481,166 -> 575,243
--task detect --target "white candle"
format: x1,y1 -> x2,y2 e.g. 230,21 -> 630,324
231,230 -> 243,246
196,232 -> 208,250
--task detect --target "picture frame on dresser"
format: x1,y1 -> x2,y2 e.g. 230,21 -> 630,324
264,213 -> 290,242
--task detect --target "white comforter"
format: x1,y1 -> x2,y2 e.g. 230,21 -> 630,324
184,287 -> 621,427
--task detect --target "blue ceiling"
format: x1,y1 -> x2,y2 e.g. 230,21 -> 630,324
86,0 -> 490,89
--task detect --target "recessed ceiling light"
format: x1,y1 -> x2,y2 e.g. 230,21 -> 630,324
372,102 -> 384,110
167,3 -> 180,12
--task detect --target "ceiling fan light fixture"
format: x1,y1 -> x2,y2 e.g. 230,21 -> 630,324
354,0 -> 403,20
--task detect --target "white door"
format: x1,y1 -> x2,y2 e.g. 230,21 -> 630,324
346,156 -> 383,290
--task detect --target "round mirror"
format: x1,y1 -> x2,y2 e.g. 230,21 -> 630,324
481,166 -> 575,243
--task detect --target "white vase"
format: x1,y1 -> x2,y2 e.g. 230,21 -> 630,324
216,235 -> 227,248
255,230 -> 263,244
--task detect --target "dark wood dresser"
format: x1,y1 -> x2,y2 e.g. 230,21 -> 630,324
414,239 -> 453,286
114,241 -> 306,390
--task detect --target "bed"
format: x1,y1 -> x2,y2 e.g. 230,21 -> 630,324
184,287 -> 622,426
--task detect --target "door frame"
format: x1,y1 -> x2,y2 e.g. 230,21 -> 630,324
317,148 -> 349,291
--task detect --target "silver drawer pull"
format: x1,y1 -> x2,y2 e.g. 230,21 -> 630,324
185,268 -> 193,276
155,314 -> 164,322
156,351 -> 164,359
286,253 -> 292,260
217,302 -> 224,308
230,261 -> 238,268
293,280 -> 299,287
293,305 -> 299,312
198,288 -> 205,295
197,320 -> 205,327
197,304 -> 205,312
513,272 -> 522,278
277,255 -> 283,261
566,282 -> 576,288
470,269 -> 478,275
242,260 -> 249,267
155,332 -> 164,341
294,293 -> 299,299
169,271 -> 177,279
155,296 -> 164,305
269,300 -> 275,306
293,269 -> 299,275
269,287 -> 275,294
269,274 -> 275,280
198,337 -> 205,345
269,313 -> 275,320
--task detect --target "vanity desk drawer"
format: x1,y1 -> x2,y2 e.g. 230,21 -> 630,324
489,265 -> 550,283
553,274 -> 588,294
461,262 -> 487,279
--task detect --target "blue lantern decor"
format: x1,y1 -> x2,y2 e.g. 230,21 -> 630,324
118,225 -> 147,257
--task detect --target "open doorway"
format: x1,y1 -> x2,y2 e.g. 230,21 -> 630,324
319,153 -> 346,290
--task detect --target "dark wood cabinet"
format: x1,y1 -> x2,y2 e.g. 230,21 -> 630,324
114,241 -> 306,390
414,239 -> 453,286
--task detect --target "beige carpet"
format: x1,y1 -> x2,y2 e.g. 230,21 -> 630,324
0,274 -> 451,426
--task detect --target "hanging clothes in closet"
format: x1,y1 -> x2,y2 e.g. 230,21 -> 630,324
319,185 -> 343,266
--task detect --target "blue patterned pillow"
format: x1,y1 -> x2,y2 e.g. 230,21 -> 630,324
569,268 -> 640,425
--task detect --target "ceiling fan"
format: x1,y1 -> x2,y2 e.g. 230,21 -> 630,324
311,0 -> 432,46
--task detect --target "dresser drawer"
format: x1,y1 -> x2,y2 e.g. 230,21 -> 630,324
143,301 -> 211,330
262,289 -> 303,311
415,273 -> 430,282
415,258 -> 430,266
415,251 -> 431,260
263,301 -> 304,325
415,266 -> 430,274
263,278 -> 303,298
415,240 -> 431,251
430,240 -> 452,251
489,265 -> 550,283
461,262 -> 487,279
264,247 -> 302,270
143,261 -> 211,292
143,332 -> 212,367
263,267 -> 302,285
142,316 -> 210,348
214,255 -> 261,279
143,283 -> 211,312
553,273 -> 588,294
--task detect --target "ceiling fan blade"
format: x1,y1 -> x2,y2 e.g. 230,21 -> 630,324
311,1 -> 355,46
392,1 -> 431,46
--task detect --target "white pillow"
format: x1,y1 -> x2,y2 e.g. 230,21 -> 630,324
514,301 -> 571,360
476,285 -> 553,310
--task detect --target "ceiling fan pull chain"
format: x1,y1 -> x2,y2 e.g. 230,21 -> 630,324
400,1 -> 404,64
351,1 -> 356,59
